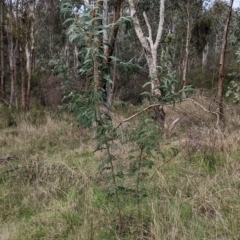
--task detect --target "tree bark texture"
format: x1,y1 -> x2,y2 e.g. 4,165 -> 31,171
128,0 -> 166,124
217,0 -> 234,116
25,1 -> 35,111
202,43 -> 209,69
92,0 -> 102,92
6,0 -> 15,106
104,0 -> 123,106
128,0 -> 165,98
20,47 -> 26,110
182,2 -> 191,98
0,0 -> 5,99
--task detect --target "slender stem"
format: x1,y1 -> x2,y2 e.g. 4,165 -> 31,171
114,103 -> 163,129
106,142 -> 123,235
149,143 -> 187,183
136,147 -> 144,220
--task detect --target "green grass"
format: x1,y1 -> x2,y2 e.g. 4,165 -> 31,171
0,104 -> 240,239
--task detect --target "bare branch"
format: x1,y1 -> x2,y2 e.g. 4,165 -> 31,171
0,98 -> 9,105
114,103 -> 163,129
189,99 -> 219,126
153,0 -> 165,51
149,143 -> 187,183
143,11 -> 153,49
128,0 -> 150,53
115,97 -> 220,130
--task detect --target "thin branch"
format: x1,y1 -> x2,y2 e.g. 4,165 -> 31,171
114,97 -> 220,130
128,0 -> 151,53
189,99 -> 219,126
0,98 -> 9,106
114,99 -> 188,130
149,143 -> 187,183
143,11 -> 153,49
153,0 -> 165,51
0,155 -> 18,162
0,155 -> 20,180
114,103 -> 163,129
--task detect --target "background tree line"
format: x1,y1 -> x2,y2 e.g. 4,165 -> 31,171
0,0 -> 240,111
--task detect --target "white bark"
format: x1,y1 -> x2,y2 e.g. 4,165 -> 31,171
128,0 -> 165,98
6,10 -> 17,106
25,1 -> 35,110
202,43 -> 209,69
217,0 -> 234,116
73,45 -> 78,69
0,0 -> 5,98
182,0 -> 191,98
103,0 -> 108,52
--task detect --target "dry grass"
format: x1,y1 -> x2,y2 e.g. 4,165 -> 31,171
0,97 -> 240,239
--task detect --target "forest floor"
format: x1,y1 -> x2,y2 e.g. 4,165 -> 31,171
0,96 -> 240,240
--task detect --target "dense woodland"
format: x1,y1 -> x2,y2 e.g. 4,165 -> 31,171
1,0 -> 240,239
0,0 -> 239,110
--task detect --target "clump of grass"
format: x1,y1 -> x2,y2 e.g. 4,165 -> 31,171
1,100 -> 240,239
149,150 -> 240,239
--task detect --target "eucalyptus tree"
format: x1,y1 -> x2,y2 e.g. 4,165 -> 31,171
4,0 -> 36,110
23,0 -> 36,110
34,0 -> 62,60
217,0 -> 234,116
5,0 -> 17,107
166,0 -> 212,93
0,0 -> 5,99
61,0 -> 125,107
179,0 -> 203,93
208,1 -> 230,65
128,0 -> 165,99
103,0 -> 123,105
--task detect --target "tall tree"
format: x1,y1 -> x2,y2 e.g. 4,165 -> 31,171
25,0 -> 36,110
0,0 -> 5,99
128,0 -> 165,99
103,0 -> 123,106
6,0 -> 18,107
217,0 -> 234,116
174,0 -> 204,95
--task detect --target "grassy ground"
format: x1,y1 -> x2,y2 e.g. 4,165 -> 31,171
0,99 -> 240,240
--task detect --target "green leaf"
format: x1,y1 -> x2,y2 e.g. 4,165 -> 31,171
142,81 -> 151,88
109,56 -> 121,62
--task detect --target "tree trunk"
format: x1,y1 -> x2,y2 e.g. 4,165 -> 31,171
6,0 -> 14,106
217,0 -> 234,116
0,0 -> 5,99
92,0 -> 102,92
182,22 -> 190,95
20,47 -> 26,110
182,1 -> 191,98
7,31 -> 16,107
128,0 -> 165,99
106,52 -> 116,105
25,44 -> 34,111
202,43 -> 209,69
104,0 -> 123,106
25,1 -> 35,111
128,0 -> 166,124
